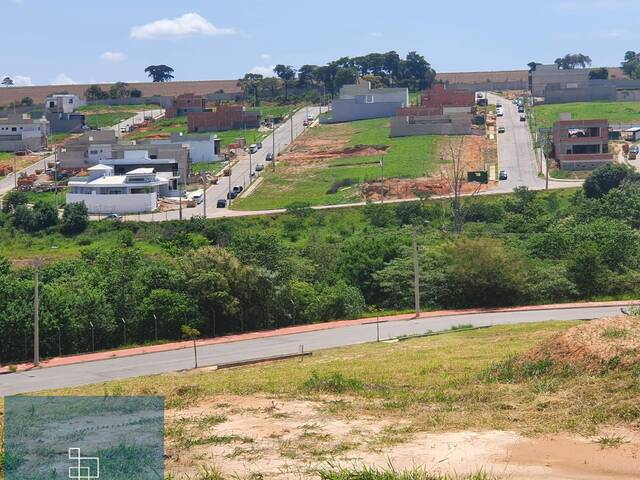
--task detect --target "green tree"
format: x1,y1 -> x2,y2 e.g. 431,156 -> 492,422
109,82 -> 129,99
12,204 -> 35,231
144,65 -> 174,82
181,324 -> 200,368
589,67 -> 609,80
237,73 -> 264,105
297,64 -> 318,88
20,96 -> 34,106
137,289 -> 195,340
61,202 -> 89,235
33,201 -> 58,230
554,53 -> 592,69
622,51 -> 640,79
2,190 -> 27,214
566,241 -> 608,297
2,77 -> 13,87
583,163 -> 636,199
84,85 -> 108,101
273,64 -> 296,99
442,238 -> 529,308
130,88 -> 142,98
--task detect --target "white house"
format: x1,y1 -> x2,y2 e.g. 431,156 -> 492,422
45,94 -> 85,114
0,113 -> 49,152
66,164 -> 174,214
146,132 -> 222,164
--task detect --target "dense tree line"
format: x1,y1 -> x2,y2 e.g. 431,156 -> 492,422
238,51 -> 436,105
2,164 -> 640,363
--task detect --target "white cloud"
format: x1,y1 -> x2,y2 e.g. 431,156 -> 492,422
370,32 -> 382,37
249,65 -> 275,76
0,75 -> 33,86
260,53 -> 272,60
52,73 -> 76,85
130,13 -> 236,40
100,51 -> 127,62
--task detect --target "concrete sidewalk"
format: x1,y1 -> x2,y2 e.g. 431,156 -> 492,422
1,300 -> 635,374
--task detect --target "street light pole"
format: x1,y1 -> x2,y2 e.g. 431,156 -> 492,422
249,151 -> 252,184
201,173 -> 207,219
272,117 -> 276,172
33,257 -> 40,366
380,157 -> 384,204
153,313 -> 158,341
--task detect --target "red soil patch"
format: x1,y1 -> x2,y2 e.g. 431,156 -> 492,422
523,315 -> 640,372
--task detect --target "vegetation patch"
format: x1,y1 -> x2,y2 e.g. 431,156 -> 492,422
533,101 -> 640,129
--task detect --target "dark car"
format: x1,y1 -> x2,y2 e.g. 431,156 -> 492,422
232,185 -> 243,193
266,152 -> 274,161
499,170 -> 508,180
257,142 -> 262,149
216,199 -> 227,208
498,126 -> 505,134
227,191 -> 238,200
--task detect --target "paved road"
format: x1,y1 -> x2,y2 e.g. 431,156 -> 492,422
0,305 -> 625,396
490,93 -> 569,192
112,109 -> 164,139
122,107 -> 321,222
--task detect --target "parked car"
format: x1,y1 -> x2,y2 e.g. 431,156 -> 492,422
498,126 -> 505,133
307,114 -> 314,121
520,115 -> 526,122
248,144 -> 258,154
496,110 -> 504,117
232,185 -> 244,193
303,120 -> 309,127
257,142 -> 262,149
496,103 -> 503,108
499,170 -> 508,180
107,213 -> 123,221
266,152 -> 274,161
630,145 -> 640,155
216,199 -> 227,208
255,163 -> 265,172
518,106 -> 525,113
227,191 -> 238,200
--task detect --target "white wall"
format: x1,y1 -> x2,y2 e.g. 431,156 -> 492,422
66,192 -> 157,214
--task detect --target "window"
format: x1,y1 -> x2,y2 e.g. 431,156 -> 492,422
11,127 -> 16,132
68,99 -> 73,104
365,95 -> 374,104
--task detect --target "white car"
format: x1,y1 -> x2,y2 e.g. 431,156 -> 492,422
496,109 -> 504,117
307,114 -> 314,122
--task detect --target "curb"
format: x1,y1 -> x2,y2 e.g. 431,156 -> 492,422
1,300 -> 635,375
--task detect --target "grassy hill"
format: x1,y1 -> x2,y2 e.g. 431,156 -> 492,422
533,101 -> 640,129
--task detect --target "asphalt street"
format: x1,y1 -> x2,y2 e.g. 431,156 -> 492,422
0,305 -> 625,396
124,106 -> 321,221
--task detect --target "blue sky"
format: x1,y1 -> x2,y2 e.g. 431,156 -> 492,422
2,0 -> 639,85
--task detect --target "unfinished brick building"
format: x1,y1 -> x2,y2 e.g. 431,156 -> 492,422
164,93 -> 207,119
421,84 -> 475,109
552,117 -> 613,170
187,106 -> 260,133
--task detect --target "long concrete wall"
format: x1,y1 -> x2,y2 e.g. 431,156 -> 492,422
445,81 -> 527,92
66,192 -> 157,214
544,86 -> 616,104
390,116 -> 481,137
323,99 -> 403,123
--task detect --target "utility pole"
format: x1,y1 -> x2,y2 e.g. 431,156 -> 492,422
380,157 -> 384,204
272,117 -> 276,172
228,165 -> 232,206
153,313 -> 158,341
249,151 -> 252,184
201,173 -> 207,219
178,174 -> 183,220
33,257 -> 40,366
13,154 -> 17,190
290,112 -> 294,143
412,228 -> 420,319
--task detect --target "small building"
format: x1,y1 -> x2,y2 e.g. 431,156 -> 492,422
552,116 -> 613,170
67,165 -> 175,214
164,93 -> 207,119
390,106 -> 481,137
145,132 -> 222,163
421,84 -> 475,110
187,106 -> 260,133
530,64 -> 591,97
324,82 -> 409,123
45,94 -> 85,114
0,113 -> 49,152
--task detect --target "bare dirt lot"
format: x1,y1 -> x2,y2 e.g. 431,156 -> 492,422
166,394 -> 640,480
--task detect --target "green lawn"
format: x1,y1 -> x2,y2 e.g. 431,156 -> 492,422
250,104 -> 299,119
191,161 -> 226,175
85,112 -> 138,128
0,152 -> 13,162
48,132 -> 73,144
23,189 -> 67,206
533,101 -> 640,129
125,116 -> 267,149
234,118 -> 443,210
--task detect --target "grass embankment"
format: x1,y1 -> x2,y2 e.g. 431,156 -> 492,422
234,118 -> 442,210
85,112 -> 138,129
9,320 -> 639,479
533,101 -> 640,129
0,152 -> 12,162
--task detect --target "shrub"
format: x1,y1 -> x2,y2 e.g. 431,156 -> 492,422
327,178 -> 356,194
303,371 -> 363,393
61,202 -> 89,235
